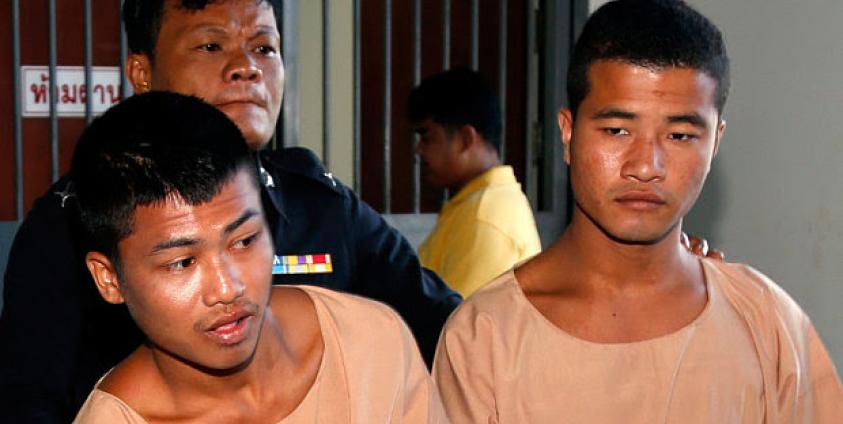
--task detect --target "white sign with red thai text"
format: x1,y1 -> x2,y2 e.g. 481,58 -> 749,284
21,65 -> 124,117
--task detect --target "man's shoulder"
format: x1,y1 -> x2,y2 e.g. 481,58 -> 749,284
5,174 -> 82,278
11,175 -> 79,243
706,259 -> 809,329
442,272 -> 519,330
473,182 -> 538,239
708,260 -> 801,307
300,285 -> 406,331
73,388 -> 144,423
297,285 -> 425,368
270,286 -> 384,347
258,147 -> 345,196
19,175 -> 77,221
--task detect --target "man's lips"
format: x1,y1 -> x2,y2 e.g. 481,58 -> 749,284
215,99 -> 264,109
614,191 -> 667,209
203,308 -> 255,345
213,92 -> 267,109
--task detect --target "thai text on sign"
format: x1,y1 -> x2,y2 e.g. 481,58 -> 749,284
21,66 -> 124,117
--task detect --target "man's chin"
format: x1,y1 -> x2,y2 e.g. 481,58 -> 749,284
226,117 -> 274,151
245,136 -> 271,151
601,222 -> 679,246
237,125 -> 273,151
575,201 -> 686,247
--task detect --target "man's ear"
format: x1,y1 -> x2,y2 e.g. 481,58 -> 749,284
713,119 -> 726,158
126,54 -> 153,94
558,108 -> 574,165
454,125 -> 479,154
85,252 -> 126,305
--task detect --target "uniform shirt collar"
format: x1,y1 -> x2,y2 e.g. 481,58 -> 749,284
257,156 -> 275,188
255,153 -> 288,223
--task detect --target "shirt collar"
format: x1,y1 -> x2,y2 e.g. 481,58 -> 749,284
445,165 -> 518,207
255,153 -> 288,223
257,159 -> 275,188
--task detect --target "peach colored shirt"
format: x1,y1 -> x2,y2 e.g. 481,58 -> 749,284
434,259 -> 843,423
74,286 -> 448,423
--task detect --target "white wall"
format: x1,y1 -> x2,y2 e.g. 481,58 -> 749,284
590,0 -> 843,369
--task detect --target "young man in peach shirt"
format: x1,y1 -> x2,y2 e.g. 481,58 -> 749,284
72,92 -> 445,423
434,1 -> 842,422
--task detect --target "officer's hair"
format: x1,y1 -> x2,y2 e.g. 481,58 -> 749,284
72,91 -> 259,268
568,0 -> 730,117
408,68 -> 503,155
122,0 -> 282,60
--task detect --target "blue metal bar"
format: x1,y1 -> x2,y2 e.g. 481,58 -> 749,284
12,0 -> 23,220
442,0 -> 450,70
499,0 -> 508,162
524,0 -> 537,201
383,0 -> 392,213
84,0 -> 94,123
441,0 -> 452,205
322,0 -> 331,168
353,0 -> 361,193
48,0 -> 59,182
471,0 -> 479,70
412,0 -> 421,213
281,1 -> 300,148
120,0 -> 130,99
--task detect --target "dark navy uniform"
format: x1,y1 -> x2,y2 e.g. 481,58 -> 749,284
0,147 -> 461,423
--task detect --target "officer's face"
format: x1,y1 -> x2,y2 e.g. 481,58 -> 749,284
127,0 -> 284,150
86,169 -> 275,371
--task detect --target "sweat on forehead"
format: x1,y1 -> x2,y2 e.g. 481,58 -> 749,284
122,0 -> 281,58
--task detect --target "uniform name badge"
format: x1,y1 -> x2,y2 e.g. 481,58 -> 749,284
273,254 -> 333,275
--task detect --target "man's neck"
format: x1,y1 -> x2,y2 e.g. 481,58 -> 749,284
537,209 -> 700,293
516,208 -> 708,343
152,312 -> 288,405
448,155 -> 502,193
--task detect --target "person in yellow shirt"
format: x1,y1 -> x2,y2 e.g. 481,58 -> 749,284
409,69 -> 542,297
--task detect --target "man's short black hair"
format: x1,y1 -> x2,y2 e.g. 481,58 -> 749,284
72,91 -> 258,267
409,68 -> 503,155
568,0 -> 730,116
122,0 -> 282,59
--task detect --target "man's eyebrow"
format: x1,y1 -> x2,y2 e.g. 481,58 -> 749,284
667,113 -> 707,129
184,23 -> 278,34
149,210 -> 258,254
591,108 -> 637,120
152,237 -> 199,254
223,209 -> 259,236
183,24 -> 229,36
253,26 -> 280,37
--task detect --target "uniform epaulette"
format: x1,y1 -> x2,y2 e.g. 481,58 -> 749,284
259,147 -> 345,195
51,176 -> 77,208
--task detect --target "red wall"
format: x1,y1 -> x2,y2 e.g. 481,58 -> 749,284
0,0 -> 122,220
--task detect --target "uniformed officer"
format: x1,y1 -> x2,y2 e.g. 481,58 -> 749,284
0,1 -> 460,422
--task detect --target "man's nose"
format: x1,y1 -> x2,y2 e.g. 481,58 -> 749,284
225,50 -> 263,83
202,256 -> 245,306
621,135 -> 666,183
